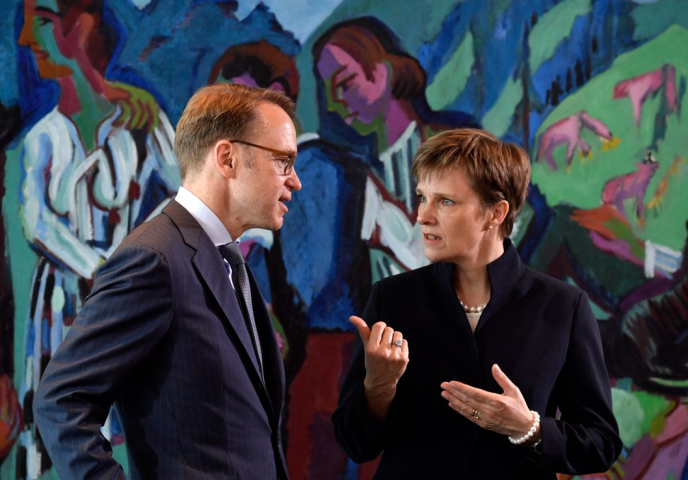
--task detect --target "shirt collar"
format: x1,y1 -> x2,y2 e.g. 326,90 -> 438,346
175,186 -> 233,246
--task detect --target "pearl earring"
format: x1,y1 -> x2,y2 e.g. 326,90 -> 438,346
489,225 -> 494,230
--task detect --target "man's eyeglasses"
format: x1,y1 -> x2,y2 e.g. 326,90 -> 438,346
230,140 -> 296,175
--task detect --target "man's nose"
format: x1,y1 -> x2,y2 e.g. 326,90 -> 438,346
286,168 -> 302,191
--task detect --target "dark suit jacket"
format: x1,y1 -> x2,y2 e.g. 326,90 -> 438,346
33,200 -> 288,480
332,239 -> 622,480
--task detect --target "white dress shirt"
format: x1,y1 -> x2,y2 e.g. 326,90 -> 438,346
175,186 -> 236,287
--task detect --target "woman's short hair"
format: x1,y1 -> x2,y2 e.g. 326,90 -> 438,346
174,84 -> 296,180
312,17 -> 425,100
412,128 -> 531,237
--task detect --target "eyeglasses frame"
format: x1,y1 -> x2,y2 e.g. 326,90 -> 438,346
229,139 -> 296,175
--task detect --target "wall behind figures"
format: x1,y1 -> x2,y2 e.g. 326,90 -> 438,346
1,0 -> 687,479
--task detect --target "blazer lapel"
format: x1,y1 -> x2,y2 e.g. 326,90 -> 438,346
162,201 -> 264,382
476,238 -> 527,334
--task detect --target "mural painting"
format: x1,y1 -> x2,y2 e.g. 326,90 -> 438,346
0,0 -> 687,479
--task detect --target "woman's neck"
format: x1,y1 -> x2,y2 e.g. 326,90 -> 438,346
454,265 -> 491,308
453,239 -> 506,306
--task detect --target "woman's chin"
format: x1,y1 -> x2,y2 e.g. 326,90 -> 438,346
423,248 -> 442,263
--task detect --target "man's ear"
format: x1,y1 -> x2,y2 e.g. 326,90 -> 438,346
214,140 -> 236,179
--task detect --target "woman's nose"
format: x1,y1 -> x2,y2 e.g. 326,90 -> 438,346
417,204 -> 434,225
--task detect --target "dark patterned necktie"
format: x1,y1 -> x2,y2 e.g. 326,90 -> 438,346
219,242 -> 263,379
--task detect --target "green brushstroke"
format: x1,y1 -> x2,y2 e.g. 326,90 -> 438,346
426,31 -> 474,111
482,75 -> 522,138
529,0 -> 591,73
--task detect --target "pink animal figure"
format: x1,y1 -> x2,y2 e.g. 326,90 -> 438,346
602,152 -> 660,223
613,64 -> 677,127
536,111 -> 613,170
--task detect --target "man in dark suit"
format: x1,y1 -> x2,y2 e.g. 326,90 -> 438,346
33,83 -> 301,479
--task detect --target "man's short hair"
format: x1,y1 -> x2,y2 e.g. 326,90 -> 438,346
174,84 -> 297,180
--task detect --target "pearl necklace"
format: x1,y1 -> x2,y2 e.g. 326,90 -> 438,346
458,297 -> 487,314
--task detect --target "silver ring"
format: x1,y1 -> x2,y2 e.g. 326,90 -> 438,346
393,339 -> 403,347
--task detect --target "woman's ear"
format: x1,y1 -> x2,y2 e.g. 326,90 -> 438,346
491,200 -> 510,227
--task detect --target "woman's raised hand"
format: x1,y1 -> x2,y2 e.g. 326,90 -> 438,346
349,315 -> 409,422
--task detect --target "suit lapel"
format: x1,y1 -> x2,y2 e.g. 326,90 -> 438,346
162,201 -> 264,385
247,267 -> 284,417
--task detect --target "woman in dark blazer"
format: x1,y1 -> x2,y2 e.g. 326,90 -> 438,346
332,128 -> 622,479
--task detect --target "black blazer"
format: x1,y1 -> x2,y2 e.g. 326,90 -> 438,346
33,200 -> 288,479
333,239 -> 622,480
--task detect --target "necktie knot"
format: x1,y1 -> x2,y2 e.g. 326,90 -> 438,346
220,242 -> 245,266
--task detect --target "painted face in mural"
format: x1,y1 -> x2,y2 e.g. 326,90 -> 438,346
18,0 -> 77,79
230,102 -> 301,233
317,43 -> 391,133
416,168 -> 494,265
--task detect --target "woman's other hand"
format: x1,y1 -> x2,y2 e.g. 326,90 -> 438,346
440,364 -> 540,443
350,315 -> 409,422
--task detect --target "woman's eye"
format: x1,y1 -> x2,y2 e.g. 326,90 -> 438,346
37,17 -> 53,26
442,199 -> 454,206
417,194 -> 426,203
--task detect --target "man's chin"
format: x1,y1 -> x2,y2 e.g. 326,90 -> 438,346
268,217 -> 284,231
